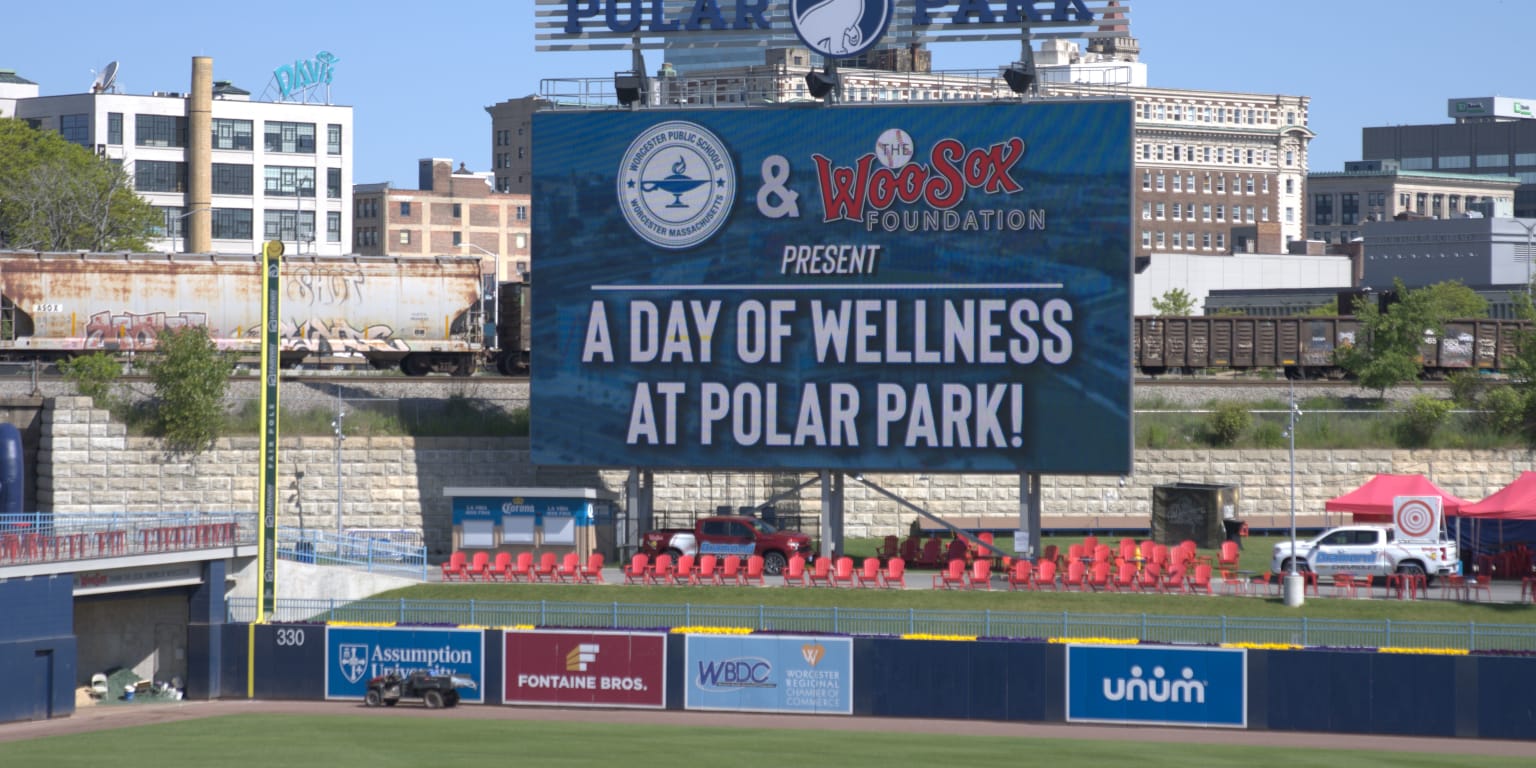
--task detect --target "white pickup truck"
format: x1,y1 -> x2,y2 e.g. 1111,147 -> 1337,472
1270,525 -> 1461,582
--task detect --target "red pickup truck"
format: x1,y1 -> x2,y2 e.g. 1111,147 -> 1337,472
640,515 -> 813,576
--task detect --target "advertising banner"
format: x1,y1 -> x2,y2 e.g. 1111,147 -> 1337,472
1392,495 -> 1442,542
1066,644 -> 1246,728
325,626 -> 484,703
532,101 -> 1132,473
503,630 -> 667,708
684,634 -> 852,714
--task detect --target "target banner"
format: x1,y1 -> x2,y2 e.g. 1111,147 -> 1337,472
1393,496 -> 1442,542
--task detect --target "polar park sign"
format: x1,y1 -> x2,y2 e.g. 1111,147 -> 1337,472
530,101 -> 1131,474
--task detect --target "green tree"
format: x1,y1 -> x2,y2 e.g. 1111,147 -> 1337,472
58,352 -> 121,407
0,118 -> 159,251
1151,287 -> 1196,316
1397,395 -> 1452,447
1336,280 -> 1489,397
1303,298 -> 1340,316
1206,402 -> 1251,446
145,326 -> 234,453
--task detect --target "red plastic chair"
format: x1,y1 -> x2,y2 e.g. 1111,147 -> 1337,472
692,554 -> 717,586
1135,562 -> 1162,592
1465,572 -> 1494,602
914,537 -> 945,568
488,552 -> 514,582
506,551 -> 534,582
622,553 -> 649,585
717,555 -> 740,586
1034,559 -> 1059,591
898,537 -> 920,566
883,557 -> 907,588
439,551 -> 468,582
943,538 -> 971,566
577,552 -> 605,584
1110,561 -> 1137,592
1086,560 -> 1112,591
1117,538 -> 1137,564
807,556 -> 834,587
967,558 -> 993,590
645,553 -> 674,586
1217,540 -> 1241,579
932,559 -> 968,590
1040,544 -> 1061,568
532,551 -> 560,582
1006,560 -> 1033,591
830,556 -> 858,587
672,554 -> 696,586
782,554 -> 808,586
555,551 -> 581,582
1190,564 -> 1214,595
742,555 -> 766,586
855,557 -> 884,588
1331,573 -> 1359,599
1082,535 -> 1099,552
466,552 -> 492,582
873,535 -> 900,563
1160,566 -> 1187,594
1091,545 -> 1113,566
1063,560 -> 1088,591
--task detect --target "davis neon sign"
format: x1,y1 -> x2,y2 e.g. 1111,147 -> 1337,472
274,51 -> 339,101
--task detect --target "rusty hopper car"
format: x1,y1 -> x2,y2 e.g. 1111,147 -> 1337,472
0,251 -> 485,376
1134,315 -> 1531,378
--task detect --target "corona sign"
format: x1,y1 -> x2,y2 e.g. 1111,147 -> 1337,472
530,101 -> 1133,473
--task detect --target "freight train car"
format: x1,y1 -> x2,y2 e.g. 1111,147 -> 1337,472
0,251 -> 486,376
492,280 -> 530,375
1133,315 -> 1531,378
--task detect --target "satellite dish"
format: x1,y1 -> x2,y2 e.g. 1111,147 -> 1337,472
91,61 -> 119,93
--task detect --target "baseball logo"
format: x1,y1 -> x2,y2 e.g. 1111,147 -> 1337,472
1395,499 -> 1436,539
789,0 -> 893,60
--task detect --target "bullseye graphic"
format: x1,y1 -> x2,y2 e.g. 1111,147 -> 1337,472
1395,499 -> 1436,539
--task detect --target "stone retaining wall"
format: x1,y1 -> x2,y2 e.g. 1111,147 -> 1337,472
37,397 -> 1534,557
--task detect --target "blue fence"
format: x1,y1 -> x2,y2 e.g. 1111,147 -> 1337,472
225,597 -> 1536,651
275,528 -> 427,581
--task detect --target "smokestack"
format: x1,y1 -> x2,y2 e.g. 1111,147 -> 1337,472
186,56 -> 213,253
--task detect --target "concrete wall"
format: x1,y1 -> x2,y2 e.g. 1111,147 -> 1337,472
74,591 -> 188,685
35,396 -> 1536,553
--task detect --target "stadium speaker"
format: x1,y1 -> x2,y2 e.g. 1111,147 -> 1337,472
1003,64 -> 1035,94
614,73 -> 648,106
805,66 -> 840,100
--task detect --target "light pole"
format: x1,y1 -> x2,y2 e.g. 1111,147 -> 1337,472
459,242 -> 500,347
1515,218 -> 1536,300
172,207 -> 211,254
331,404 -> 345,537
1282,379 -> 1305,607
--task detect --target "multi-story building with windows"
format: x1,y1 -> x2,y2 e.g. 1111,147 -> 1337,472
10,69 -> 352,255
1306,160 -> 1517,245
353,158 -> 531,284
1362,97 -> 1536,218
485,96 -> 542,195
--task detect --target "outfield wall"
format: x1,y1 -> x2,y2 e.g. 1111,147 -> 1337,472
208,624 -> 1535,741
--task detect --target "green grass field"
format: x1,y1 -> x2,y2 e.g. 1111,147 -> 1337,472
0,715 -> 1525,767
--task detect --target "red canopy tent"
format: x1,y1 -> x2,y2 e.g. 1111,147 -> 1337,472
1323,474 -> 1468,524
1451,472 -> 1536,571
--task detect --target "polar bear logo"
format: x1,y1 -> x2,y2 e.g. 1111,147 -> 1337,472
792,0 -> 890,59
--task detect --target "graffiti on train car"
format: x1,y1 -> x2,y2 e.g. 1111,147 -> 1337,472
285,265 -> 368,307
79,308 -> 413,354
284,318 -> 411,355
85,311 -> 210,348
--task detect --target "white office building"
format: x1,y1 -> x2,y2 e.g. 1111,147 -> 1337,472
11,75 -> 352,255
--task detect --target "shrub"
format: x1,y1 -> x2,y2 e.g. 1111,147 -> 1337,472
1478,386 -> 1526,435
1396,395 -> 1453,447
1207,402 -> 1251,446
58,352 -> 120,405
1447,371 -> 1487,407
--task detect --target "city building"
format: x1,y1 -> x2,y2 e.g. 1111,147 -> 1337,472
353,158 -> 531,284
1136,252 -> 1350,316
1359,216 -> 1536,307
1306,159 -> 1518,246
485,96 -> 542,195
0,68 -> 39,117
1362,96 -> 1536,218
8,62 -> 352,256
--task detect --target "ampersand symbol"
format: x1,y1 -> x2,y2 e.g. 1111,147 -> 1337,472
756,155 -> 799,219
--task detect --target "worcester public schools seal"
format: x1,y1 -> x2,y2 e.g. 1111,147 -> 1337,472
617,120 -> 735,250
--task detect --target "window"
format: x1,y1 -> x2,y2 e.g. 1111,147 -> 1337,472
1155,145 -> 1164,161
1155,231 -> 1165,248
1141,202 -> 1151,220
1172,174 -> 1182,192
1401,157 -> 1434,170
264,121 -> 316,153
327,168 -> 341,199
1201,204 -> 1211,221
1141,171 -> 1151,190
1341,193 -> 1360,225
1284,150 -> 1294,166
107,113 -> 123,145
328,211 -> 341,242
1215,205 -> 1225,222
1260,206 -> 1269,222
1154,203 -> 1165,220
211,208 -> 252,240
400,201 -> 411,216
135,160 -> 185,192
1155,172 -> 1165,191
263,166 -> 317,197
452,203 -> 462,218
1141,230 -> 1151,248
516,146 -> 525,159
1216,233 -> 1225,250
59,114 -> 90,146
135,114 -> 186,147
156,206 -> 186,238
1202,174 -> 1211,192
327,124 -> 342,155
515,205 -> 528,221
1476,153 -> 1507,168
1172,232 -> 1182,249
1517,153 -> 1536,165
1202,232 -> 1212,249
263,210 -> 315,242
1216,176 -> 1226,193
1285,179 -> 1294,194
1439,155 -> 1471,169
212,118 -> 253,150
1244,205 -> 1255,222
1261,176 -> 1269,194
452,231 -> 463,246
1286,207 -> 1296,224
211,163 -> 252,195
1245,176 -> 1255,194
1172,202 -> 1182,220
400,230 -> 411,244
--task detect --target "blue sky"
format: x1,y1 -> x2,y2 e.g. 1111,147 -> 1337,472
4,1 -> 1531,187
